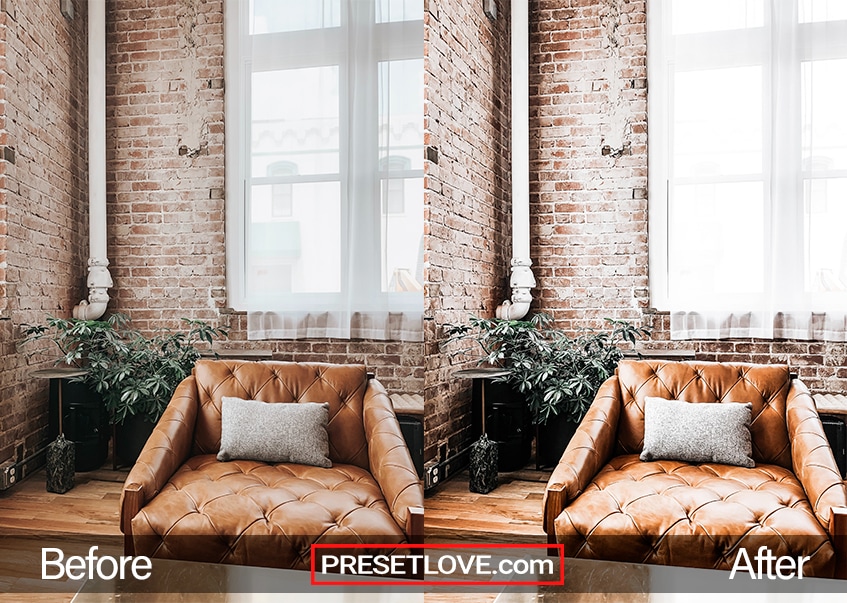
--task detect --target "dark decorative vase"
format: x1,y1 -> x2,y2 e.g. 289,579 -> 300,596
46,434 -> 75,493
536,414 -> 581,469
115,414 -> 157,466
469,434 -> 499,494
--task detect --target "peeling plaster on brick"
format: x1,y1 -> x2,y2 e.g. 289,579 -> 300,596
175,0 -> 208,156
599,0 -> 630,157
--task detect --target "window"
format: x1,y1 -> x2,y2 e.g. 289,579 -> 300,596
648,0 -> 847,340
225,0 -> 424,340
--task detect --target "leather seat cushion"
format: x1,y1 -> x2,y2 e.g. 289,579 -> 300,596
554,454 -> 835,577
131,455 -> 406,569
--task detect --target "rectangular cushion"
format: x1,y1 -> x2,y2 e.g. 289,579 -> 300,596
640,396 -> 754,467
217,397 -> 332,467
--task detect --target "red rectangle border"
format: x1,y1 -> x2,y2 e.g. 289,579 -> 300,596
310,543 -> 565,587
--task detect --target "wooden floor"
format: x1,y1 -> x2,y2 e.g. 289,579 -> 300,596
424,467 -> 551,603
0,467 -> 127,602
425,467 -> 550,544
0,463 -> 550,602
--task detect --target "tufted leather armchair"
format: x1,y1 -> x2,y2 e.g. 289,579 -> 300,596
544,360 -> 847,578
119,360 -> 423,570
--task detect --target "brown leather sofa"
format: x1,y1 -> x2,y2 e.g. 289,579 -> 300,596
544,360 -> 847,578
120,360 -> 423,570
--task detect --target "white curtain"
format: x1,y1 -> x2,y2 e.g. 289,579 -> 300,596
231,1 -> 424,342
649,0 -> 847,341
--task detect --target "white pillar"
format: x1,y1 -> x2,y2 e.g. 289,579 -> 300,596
511,0 -> 530,264
74,0 -> 112,320
497,0 -> 536,320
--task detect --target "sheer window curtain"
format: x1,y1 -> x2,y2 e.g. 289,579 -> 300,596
648,0 -> 847,341
226,1 -> 424,341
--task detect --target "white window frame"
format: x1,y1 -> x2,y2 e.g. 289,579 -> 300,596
224,0 -> 423,313
648,0 -> 847,315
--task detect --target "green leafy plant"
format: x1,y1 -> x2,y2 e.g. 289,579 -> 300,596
444,313 -> 650,425
22,314 -> 228,424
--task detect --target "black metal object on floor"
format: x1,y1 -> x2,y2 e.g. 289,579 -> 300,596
45,434 -> 74,494
468,433 -> 498,493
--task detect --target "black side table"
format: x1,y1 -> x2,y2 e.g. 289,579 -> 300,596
33,368 -> 109,472
455,368 -> 532,472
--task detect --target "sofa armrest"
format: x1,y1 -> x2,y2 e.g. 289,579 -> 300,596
407,506 -> 424,545
786,380 -> 847,539
543,376 -> 622,536
119,375 -> 199,540
363,379 -> 424,539
833,507 -> 847,580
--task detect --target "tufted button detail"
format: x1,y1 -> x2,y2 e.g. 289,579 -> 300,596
543,360 -> 847,579
614,360 -> 793,468
122,359 -> 423,572
555,455 -> 834,575
132,456 -> 406,570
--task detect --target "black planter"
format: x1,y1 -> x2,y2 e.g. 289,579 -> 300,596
536,413 -> 581,469
46,376 -> 109,472
458,369 -> 533,473
115,413 -> 157,466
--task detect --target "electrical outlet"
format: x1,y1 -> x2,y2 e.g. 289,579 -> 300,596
0,461 -> 17,490
424,462 -> 440,490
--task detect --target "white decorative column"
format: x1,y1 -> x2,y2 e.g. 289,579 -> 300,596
496,0 -> 536,320
73,0 -> 113,320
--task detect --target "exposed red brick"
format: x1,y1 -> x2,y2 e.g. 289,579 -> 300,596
423,0 -> 512,462
0,0 -> 89,463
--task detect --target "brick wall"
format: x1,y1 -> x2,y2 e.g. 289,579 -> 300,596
423,0 -> 512,462
107,0 -> 225,329
530,0 -> 648,331
4,0 -> 838,474
0,5 -> 8,321
105,0 -> 424,396
529,0 -> 847,396
0,0 -> 88,463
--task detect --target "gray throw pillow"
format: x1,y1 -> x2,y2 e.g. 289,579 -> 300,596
217,397 -> 332,468
640,396 -> 755,468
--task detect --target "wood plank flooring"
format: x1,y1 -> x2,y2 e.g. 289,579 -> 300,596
0,467 -> 126,601
425,467 -> 551,545
424,467 -> 552,603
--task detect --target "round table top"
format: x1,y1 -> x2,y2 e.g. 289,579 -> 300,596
453,367 -> 510,379
31,367 -> 87,379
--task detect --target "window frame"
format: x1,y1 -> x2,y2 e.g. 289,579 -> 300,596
224,0 -> 424,312
647,0 -> 847,314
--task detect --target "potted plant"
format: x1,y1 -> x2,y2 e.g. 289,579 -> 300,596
22,314 -> 227,465
445,313 -> 649,467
